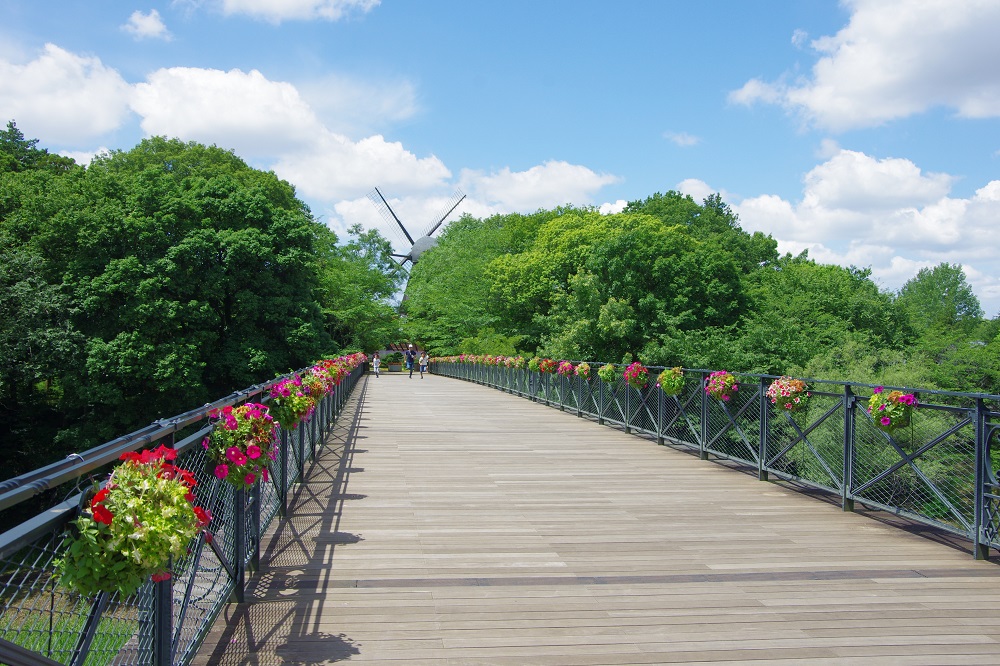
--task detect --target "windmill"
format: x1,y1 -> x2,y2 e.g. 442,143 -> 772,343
366,187 -> 466,267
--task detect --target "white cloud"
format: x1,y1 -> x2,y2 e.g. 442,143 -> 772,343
0,44 -> 131,143
122,10 -> 172,41
458,161 -> 620,213
730,0 -> 1000,130
733,149 -> 1000,315
131,67 -> 325,156
273,132 -> 451,202
58,147 -> 110,166
663,131 -> 700,147
220,0 -> 379,22
599,200 -> 627,215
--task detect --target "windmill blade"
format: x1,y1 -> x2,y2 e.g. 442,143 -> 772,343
367,187 -> 415,246
422,189 -> 466,237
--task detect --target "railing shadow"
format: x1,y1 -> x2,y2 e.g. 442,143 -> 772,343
193,376 -> 371,665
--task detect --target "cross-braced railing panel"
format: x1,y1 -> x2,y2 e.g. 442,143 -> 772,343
764,390 -> 845,492
704,376 -> 761,467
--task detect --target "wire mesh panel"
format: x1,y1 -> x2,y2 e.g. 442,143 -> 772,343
763,389 -> 846,493
659,381 -> 703,449
852,393 -> 979,533
600,378 -> 628,427
626,383 -> 658,435
704,375 -> 760,466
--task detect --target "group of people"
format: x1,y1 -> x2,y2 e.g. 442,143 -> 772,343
370,344 -> 428,379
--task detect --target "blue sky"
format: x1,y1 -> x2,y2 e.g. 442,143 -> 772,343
2,0 -> 1000,315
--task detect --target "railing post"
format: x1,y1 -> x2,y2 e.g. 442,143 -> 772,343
250,481 -> 261,572
232,488 -> 246,603
625,385 -> 631,434
598,379 -> 605,425
153,565 -> 173,666
657,386 -> 664,445
758,377 -> 769,481
700,371 -> 709,460
297,424 -> 305,482
842,385 -> 855,512
577,376 -> 583,418
279,428 -> 289,517
559,375 -> 565,411
974,397 -> 989,559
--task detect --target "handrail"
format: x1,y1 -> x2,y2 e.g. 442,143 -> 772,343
0,361 -> 367,666
0,379 -> 283,513
432,360 -> 1000,560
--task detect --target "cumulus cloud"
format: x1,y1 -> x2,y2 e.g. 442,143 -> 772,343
122,10 -> 172,40
274,132 -> 451,202
131,66 -> 325,156
219,0 -> 379,22
0,44 -> 132,143
734,149 -> 1000,315
457,161 -> 620,213
599,200 -> 628,215
730,0 -> 1000,131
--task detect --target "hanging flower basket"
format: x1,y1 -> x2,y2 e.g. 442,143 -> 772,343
537,358 -> 558,374
623,361 -> 649,390
657,367 -> 685,396
203,403 -> 277,488
867,387 -> 917,433
575,362 -> 591,380
556,360 -> 575,377
527,357 -> 541,372
766,376 -> 811,412
269,375 -> 315,429
597,363 -> 617,383
705,370 -> 738,402
55,445 -> 211,598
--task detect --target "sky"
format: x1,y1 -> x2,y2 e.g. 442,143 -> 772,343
2,0 -> 1000,315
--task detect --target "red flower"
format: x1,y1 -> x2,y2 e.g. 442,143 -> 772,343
150,571 -> 171,583
193,506 -> 212,527
92,503 -> 114,525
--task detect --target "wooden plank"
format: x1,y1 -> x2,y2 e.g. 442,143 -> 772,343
192,374 -> 1000,664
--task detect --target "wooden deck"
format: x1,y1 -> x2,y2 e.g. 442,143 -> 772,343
193,373 -> 1000,665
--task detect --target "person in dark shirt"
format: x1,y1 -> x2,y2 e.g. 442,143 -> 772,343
404,344 -> 417,378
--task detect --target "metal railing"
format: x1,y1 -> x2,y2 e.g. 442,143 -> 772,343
0,363 -> 365,666
433,361 -> 1000,560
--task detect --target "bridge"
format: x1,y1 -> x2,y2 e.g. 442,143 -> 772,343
2,364 -> 1000,664
190,371 -> 1000,664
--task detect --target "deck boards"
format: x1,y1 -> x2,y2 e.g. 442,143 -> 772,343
192,374 -> 1000,665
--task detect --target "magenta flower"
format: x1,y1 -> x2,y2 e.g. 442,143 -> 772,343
226,447 -> 248,465
262,468 -> 270,482
244,472 -> 256,485
881,416 -> 891,426
873,386 -> 884,394
214,464 -> 229,479
247,444 -> 262,460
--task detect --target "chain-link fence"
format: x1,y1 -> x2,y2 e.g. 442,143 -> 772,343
433,361 -> 1000,560
0,364 -> 365,666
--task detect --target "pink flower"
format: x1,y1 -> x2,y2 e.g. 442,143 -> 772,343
244,472 -> 256,485
262,468 -> 270,482
226,447 -> 247,465
201,437 -> 210,450
873,386 -> 884,394
881,416 -> 891,426
214,464 -> 229,479
247,444 -> 262,460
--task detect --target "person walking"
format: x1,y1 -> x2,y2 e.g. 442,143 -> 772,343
419,352 -> 428,378
372,352 -> 380,377
404,344 -> 417,379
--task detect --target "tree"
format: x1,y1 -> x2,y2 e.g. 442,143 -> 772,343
897,263 -> 983,333
316,224 -> 406,352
